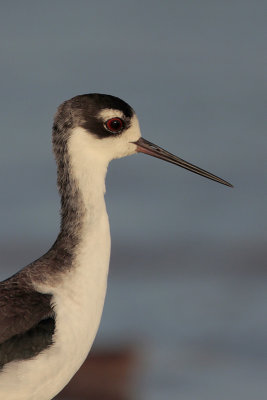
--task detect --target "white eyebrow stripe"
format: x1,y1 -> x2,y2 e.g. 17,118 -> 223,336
97,109 -> 125,121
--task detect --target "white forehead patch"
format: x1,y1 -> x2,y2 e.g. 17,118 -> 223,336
97,109 -> 125,121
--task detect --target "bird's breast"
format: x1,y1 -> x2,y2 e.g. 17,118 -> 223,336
1,211 -> 111,400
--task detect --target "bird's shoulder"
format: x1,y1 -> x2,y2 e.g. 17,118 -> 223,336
0,271 -> 54,344
0,271 -> 55,368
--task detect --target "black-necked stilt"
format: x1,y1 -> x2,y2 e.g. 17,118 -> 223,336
0,94 -> 232,400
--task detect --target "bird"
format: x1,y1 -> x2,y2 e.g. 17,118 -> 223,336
0,93 -> 232,400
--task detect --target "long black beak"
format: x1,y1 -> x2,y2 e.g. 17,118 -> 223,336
133,137 -> 233,187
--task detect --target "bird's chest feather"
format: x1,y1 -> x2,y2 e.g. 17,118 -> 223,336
1,215 -> 111,400
48,214 -> 111,395
54,228 -> 111,363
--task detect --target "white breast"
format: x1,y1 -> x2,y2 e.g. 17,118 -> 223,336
1,209 -> 111,400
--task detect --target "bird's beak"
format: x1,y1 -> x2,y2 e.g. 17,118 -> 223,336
133,137 -> 233,187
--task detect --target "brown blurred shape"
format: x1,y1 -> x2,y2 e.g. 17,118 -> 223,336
54,346 -> 136,400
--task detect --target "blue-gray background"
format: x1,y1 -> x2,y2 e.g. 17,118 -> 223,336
0,1 -> 266,399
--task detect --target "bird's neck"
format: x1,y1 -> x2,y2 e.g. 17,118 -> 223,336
52,128 -> 110,270
28,129 -> 112,390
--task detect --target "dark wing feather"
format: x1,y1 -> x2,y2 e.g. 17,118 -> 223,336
0,318 -> 55,367
0,273 -> 55,368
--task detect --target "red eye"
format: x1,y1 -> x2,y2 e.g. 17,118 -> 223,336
105,117 -> 124,133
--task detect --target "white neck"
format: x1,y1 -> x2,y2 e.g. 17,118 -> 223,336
69,127 -> 108,209
25,128 -> 112,400
61,126 -> 111,337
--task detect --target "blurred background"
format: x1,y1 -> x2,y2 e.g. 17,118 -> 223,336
0,1 -> 266,399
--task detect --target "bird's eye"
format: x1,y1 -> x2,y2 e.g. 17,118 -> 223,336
105,118 -> 124,133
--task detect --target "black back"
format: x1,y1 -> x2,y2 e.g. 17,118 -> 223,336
0,318 -> 55,368
0,273 -> 55,369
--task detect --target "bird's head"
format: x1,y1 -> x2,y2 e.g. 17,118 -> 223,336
53,93 -> 232,187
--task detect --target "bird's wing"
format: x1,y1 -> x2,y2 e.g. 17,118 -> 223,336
0,274 -> 55,368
